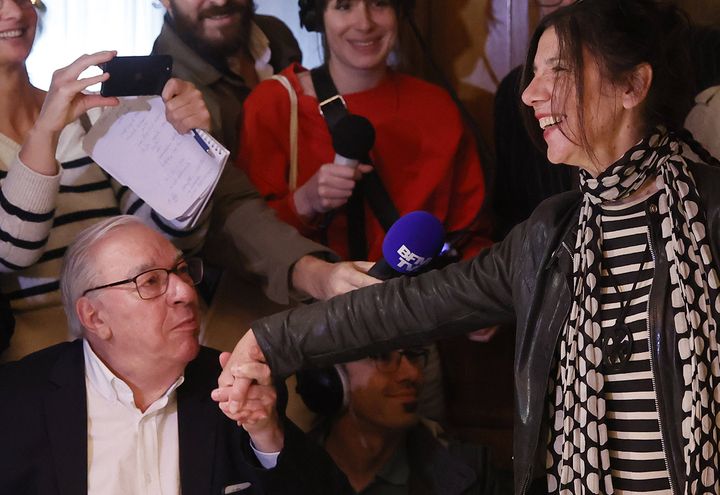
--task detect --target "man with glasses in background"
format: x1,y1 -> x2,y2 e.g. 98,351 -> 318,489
290,348 -> 506,494
0,216 -> 351,494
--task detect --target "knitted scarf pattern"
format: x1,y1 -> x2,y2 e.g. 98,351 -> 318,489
546,128 -> 720,494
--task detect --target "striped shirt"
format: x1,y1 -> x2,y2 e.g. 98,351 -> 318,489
599,193 -> 671,494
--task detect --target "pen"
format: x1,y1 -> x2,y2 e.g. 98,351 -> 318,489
191,129 -> 213,157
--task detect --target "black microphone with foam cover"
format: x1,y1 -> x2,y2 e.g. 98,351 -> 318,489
331,114 -> 375,167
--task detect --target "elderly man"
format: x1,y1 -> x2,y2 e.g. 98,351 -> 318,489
0,216 -> 350,494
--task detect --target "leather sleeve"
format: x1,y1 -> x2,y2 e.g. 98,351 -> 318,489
252,221 -> 526,377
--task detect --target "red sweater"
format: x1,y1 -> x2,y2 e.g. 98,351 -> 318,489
237,63 -> 490,261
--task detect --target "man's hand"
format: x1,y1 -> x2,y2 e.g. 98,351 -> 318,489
161,78 -> 211,135
213,331 -> 269,417
291,255 -> 381,300
216,352 -> 284,453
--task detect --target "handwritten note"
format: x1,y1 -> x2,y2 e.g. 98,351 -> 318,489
82,96 -> 228,225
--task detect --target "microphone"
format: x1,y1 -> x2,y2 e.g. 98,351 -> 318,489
368,211 -> 445,280
331,114 -> 375,167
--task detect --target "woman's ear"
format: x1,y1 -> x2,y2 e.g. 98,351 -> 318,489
623,62 -> 653,110
76,296 -> 112,340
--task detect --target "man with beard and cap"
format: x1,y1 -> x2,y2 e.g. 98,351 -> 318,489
149,0 -> 378,347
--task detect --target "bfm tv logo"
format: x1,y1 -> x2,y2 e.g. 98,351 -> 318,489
393,245 -> 432,272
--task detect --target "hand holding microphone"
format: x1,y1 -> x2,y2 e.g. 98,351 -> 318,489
368,211 -> 446,280
293,115 -> 375,221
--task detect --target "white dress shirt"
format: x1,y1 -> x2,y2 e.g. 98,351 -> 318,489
82,341 -> 280,495
83,340 -> 184,495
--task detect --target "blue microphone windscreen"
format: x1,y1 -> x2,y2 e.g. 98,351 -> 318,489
381,211 -> 445,274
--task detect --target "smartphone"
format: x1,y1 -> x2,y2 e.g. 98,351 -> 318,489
99,55 -> 173,97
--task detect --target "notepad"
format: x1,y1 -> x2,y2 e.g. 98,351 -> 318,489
82,95 -> 229,228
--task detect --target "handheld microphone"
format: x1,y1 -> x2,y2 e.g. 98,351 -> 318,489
367,211 -> 445,280
331,114 -> 375,167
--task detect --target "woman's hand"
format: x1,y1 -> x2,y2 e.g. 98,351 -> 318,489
20,51 -> 119,176
292,163 -> 372,221
34,51 -> 119,136
161,78 -> 211,135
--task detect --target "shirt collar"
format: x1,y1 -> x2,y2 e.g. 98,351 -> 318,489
83,339 -> 184,413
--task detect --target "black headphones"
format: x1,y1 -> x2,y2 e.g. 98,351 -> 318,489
298,0 -> 416,32
295,365 -> 350,417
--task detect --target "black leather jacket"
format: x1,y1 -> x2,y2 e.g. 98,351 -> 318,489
253,160 -> 720,494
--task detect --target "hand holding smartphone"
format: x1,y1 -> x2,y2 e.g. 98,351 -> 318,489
99,55 -> 173,97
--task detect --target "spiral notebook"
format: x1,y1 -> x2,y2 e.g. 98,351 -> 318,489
82,95 -> 228,228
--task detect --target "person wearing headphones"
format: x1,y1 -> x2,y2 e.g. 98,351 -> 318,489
284,348 -> 505,494
236,0 -> 494,421
236,0 -> 491,263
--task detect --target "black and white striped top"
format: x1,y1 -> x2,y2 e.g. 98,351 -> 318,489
599,194 -> 671,494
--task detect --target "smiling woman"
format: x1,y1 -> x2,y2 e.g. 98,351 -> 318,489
235,0 -> 492,425
236,0 -> 491,263
217,1 -> 720,494
520,27 -> 648,175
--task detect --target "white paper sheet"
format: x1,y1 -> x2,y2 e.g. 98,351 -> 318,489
82,96 -> 228,226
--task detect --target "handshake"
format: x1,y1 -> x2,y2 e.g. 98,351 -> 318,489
211,331 -> 283,453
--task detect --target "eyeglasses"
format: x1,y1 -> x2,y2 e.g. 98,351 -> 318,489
0,0 -> 39,9
370,348 -> 430,374
82,258 -> 203,300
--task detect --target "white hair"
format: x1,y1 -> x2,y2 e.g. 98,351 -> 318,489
60,215 -> 147,338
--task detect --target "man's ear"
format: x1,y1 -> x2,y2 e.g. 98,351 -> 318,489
76,297 -> 111,340
622,62 -> 653,110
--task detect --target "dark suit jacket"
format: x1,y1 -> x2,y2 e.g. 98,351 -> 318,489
0,341 -> 351,495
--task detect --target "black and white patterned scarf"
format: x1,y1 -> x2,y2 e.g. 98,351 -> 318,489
546,128 -> 720,494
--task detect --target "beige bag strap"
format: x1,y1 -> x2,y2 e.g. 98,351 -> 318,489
271,74 -> 299,191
